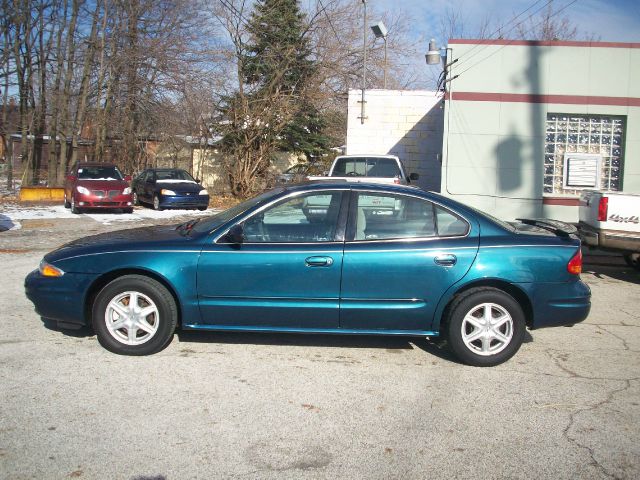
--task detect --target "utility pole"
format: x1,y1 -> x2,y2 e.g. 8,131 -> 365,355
360,0 -> 367,124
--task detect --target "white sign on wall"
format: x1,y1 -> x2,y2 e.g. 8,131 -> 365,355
563,153 -> 602,190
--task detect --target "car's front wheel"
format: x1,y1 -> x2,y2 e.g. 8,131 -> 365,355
92,275 -> 177,355
70,196 -> 82,214
445,287 -> 526,367
153,194 -> 163,211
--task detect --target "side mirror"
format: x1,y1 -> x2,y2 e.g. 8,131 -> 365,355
124,175 -> 132,182
409,172 -> 419,181
67,175 -> 77,182
225,224 -> 244,244
195,178 -> 201,183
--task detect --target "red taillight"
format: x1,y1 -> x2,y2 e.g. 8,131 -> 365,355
597,196 -> 608,222
567,249 -> 582,275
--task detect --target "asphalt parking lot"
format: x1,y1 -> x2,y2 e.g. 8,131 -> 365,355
0,209 -> 639,479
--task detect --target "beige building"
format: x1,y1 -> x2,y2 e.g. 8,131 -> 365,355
441,39 -> 640,221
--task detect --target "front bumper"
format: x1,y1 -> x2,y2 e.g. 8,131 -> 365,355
76,192 -> 133,209
528,280 -> 591,329
160,194 -> 209,209
24,269 -> 96,326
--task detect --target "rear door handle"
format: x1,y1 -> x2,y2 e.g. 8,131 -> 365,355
305,256 -> 333,267
434,254 -> 457,266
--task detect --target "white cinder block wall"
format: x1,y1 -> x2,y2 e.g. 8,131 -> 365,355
346,89 -> 444,191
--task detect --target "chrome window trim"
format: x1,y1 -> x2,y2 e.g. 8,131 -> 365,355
347,189 -> 472,243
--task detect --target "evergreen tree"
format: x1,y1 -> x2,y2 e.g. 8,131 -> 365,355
242,0 -> 330,159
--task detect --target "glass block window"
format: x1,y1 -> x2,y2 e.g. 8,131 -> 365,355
544,114 -> 625,194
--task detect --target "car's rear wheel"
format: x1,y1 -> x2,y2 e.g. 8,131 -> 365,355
153,194 -> 163,211
198,206 -> 207,211
133,192 -> 140,206
70,196 -> 82,214
445,287 -> 526,367
92,275 -> 177,355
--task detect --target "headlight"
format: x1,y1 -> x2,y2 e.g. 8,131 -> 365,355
199,189 -> 208,195
122,187 -> 132,194
160,189 -> 176,195
39,261 -> 64,277
76,186 -> 90,195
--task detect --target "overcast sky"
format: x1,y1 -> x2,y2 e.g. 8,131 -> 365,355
367,0 -> 640,88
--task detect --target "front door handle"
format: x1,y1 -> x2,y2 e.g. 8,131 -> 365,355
434,254 -> 457,266
305,256 -> 334,267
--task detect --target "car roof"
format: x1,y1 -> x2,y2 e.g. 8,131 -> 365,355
283,181 -> 421,195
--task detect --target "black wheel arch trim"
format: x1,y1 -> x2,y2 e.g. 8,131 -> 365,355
84,268 -> 183,329
433,279 -> 534,333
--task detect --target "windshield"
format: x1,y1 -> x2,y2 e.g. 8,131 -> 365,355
193,188 -> 285,233
77,166 -> 123,180
156,169 -> 196,182
332,157 -> 401,177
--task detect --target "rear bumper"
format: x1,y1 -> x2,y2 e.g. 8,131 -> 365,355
578,222 -> 640,253
527,280 -> 591,329
24,269 -> 95,326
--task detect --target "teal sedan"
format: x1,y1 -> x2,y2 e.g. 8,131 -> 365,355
25,182 -> 590,366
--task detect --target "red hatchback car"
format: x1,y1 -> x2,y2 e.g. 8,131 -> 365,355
64,162 -> 134,214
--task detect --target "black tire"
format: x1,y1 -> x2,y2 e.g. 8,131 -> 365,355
623,253 -> 640,271
133,192 -> 140,206
64,194 -> 71,209
71,196 -> 82,214
197,206 -> 207,211
92,275 -> 177,355
153,194 -> 163,211
123,208 -> 134,214
445,287 -> 526,367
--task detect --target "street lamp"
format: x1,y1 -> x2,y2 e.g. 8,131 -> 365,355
425,38 -> 441,65
370,21 -> 388,89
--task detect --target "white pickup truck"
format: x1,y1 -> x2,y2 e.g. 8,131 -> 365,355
303,154 -> 420,222
578,190 -> 640,269
306,154 -> 419,185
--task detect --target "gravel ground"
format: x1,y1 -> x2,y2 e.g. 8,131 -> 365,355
0,207 -> 638,480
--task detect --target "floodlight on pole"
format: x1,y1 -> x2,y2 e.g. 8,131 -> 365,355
370,21 -> 388,89
425,38 -> 441,65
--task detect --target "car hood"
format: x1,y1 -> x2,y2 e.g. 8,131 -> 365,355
45,224 -> 200,263
156,180 -> 203,193
76,179 -> 130,190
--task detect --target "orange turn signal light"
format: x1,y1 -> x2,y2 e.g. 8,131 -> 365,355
567,249 -> 582,275
39,262 -> 65,277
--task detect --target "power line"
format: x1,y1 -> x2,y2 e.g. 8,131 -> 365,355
454,0 -> 551,63
453,0 -> 579,79
317,0 -> 348,52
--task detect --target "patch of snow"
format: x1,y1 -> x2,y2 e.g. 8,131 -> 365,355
2,204 -> 218,226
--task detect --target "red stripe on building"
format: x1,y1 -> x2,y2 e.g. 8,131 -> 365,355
448,39 -> 640,49
542,197 -> 581,206
444,92 -> 640,107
